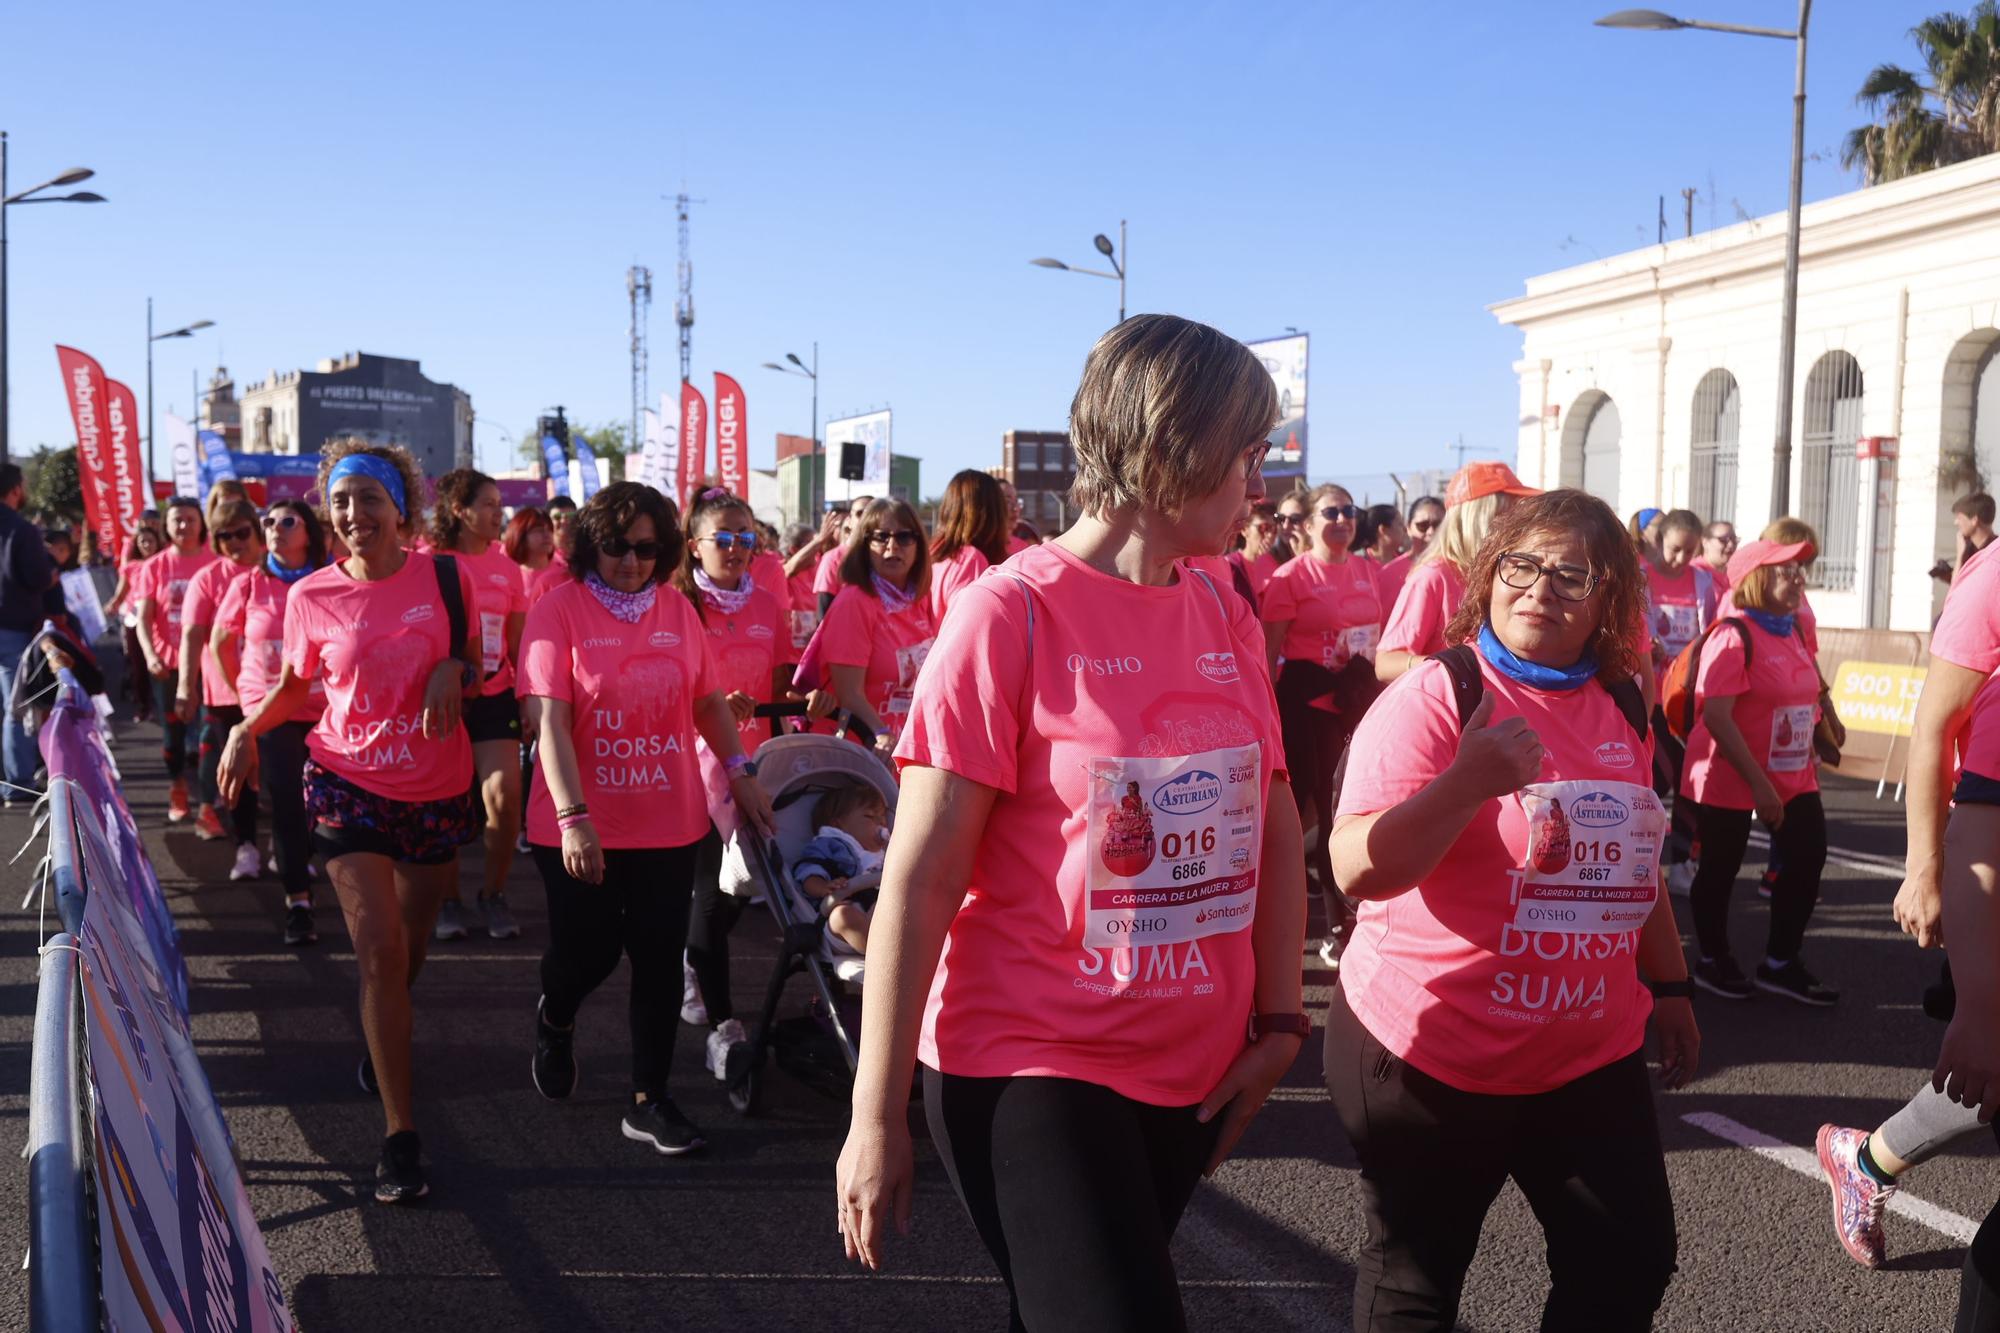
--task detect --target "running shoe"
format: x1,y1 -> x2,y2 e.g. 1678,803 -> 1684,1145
357,1052 -> 378,1095
282,903 -> 317,947
1757,868 -> 1777,900
374,1130 -> 428,1204
1692,955 -> 1755,1000
705,1018 -> 747,1082
1817,1124 -> 1894,1268
434,899 -> 469,941
167,781 -> 191,824
622,1098 -> 706,1155
229,844 -> 263,882
515,829 -> 531,855
195,804 -> 228,841
681,958 -> 709,1027
480,894 -> 521,940
1316,938 -> 1342,971
1757,959 -> 1840,1006
532,997 -> 577,1100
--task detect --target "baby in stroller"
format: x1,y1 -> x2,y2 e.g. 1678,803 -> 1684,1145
793,779 -> 889,955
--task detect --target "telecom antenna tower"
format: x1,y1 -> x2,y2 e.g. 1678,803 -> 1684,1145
674,191 -> 703,385
627,265 -> 652,452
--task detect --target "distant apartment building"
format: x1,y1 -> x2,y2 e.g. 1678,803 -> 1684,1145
238,352 -> 472,477
995,430 -> 1073,530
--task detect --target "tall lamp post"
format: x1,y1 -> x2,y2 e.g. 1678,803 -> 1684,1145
146,302 -> 214,485
1030,219 -> 1127,323
762,344 -> 820,515
1596,5 -> 1811,521
1,133 -> 105,464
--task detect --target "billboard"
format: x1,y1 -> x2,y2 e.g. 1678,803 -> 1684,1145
1244,333 -> 1307,481
825,409 -> 891,493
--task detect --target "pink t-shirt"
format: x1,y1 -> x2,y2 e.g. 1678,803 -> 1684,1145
1336,653 -> 1659,1095
1680,616 -> 1822,810
1375,551 -> 1414,614
1380,559 -> 1466,660
519,580 -> 718,850
1692,557 -> 1732,624
135,547 -> 219,670
527,557 -> 571,608
283,552 -> 475,803
812,545 -> 846,596
218,570 -> 325,724
1927,544 -> 2000,779
814,584 -> 937,742
1644,562 -> 1707,661
1005,535 -> 1034,556
897,543 -> 1289,1106
181,558 -> 252,707
1245,552 -> 1281,597
1260,553 -> 1383,669
929,544 -> 991,627
455,543 -> 529,696
786,565 -> 816,612
692,581 -> 796,831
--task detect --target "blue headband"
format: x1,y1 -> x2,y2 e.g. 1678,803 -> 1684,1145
1636,507 -> 1663,530
327,453 -> 408,517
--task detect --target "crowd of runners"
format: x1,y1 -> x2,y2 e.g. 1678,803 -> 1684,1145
16,312 -> 2000,1329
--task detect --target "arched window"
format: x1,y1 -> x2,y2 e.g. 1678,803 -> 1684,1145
1560,391 -> 1621,511
1800,352 -> 1863,591
1975,340 -> 2000,491
1689,369 -> 1739,527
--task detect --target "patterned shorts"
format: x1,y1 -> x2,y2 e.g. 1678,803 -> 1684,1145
303,758 -> 478,867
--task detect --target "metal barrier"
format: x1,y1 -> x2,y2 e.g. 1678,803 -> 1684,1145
26,934 -> 95,1332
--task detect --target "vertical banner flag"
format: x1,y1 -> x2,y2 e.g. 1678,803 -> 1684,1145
573,431 -> 601,500
103,380 -> 151,554
649,392 -> 680,498
197,427 -> 238,498
679,381 -> 708,507
714,372 -> 747,498
165,412 -> 201,498
541,430 -> 571,497
56,346 -> 119,553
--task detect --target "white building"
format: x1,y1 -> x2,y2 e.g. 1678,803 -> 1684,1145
1492,152 -> 2000,632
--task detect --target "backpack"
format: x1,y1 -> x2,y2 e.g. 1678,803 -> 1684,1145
432,553 -> 471,679
1660,618 -> 1753,741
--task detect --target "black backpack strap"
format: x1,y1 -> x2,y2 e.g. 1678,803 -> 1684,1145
1431,643 -> 1486,730
432,553 -> 470,669
1607,678 -> 1649,742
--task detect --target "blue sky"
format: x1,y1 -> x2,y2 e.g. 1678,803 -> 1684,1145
2,0 -> 1953,500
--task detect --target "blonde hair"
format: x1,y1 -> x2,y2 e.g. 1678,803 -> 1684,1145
1068,314 -> 1277,520
1736,515 -> 1819,611
1416,491 -> 1513,576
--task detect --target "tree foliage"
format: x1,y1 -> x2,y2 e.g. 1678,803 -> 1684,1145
514,421 -> 636,482
25,446 -> 83,525
1844,4 -> 2000,184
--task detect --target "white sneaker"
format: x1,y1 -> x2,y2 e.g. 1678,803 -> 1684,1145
681,958 -> 709,1027
1667,861 -> 1696,898
229,843 -> 263,882
705,1018 -> 747,1081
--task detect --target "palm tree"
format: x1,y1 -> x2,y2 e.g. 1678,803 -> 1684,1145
1843,4 -> 2000,184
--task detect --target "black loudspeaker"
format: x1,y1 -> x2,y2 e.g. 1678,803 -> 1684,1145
839,442 -> 866,481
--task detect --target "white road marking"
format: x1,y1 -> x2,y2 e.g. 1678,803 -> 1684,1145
1745,829 -> 1904,880
1681,1111 -> 1980,1244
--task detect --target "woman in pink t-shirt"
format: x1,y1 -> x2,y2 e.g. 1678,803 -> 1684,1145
110,523 -> 165,725
836,315 -> 1308,1327
1643,509 -> 1711,667
519,482 -> 774,1159
1328,489 -> 1693,1329
503,505 -> 556,597
176,497 -> 264,872
1240,504 -> 1284,596
814,498 -> 873,616
927,469 -> 1011,628
1374,461 -> 1534,684
429,469 -> 532,944
134,497 -> 218,821
217,442 -> 481,1205
1678,535 -> 1836,1006
812,497 -> 937,755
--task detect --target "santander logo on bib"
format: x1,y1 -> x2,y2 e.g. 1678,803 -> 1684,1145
1194,652 -> 1240,684
1593,741 -> 1636,771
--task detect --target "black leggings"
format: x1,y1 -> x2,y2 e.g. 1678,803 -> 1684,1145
151,673 -> 195,779
1959,1124 -> 2000,1332
1689,791 -> 1827,963
684,826 -> 744,1025
200,704 -> 259,844
922,1067 -> 1221,1333
1323,986 -> 1677,1332
534,838 -> 702,1100
257,721 -> 314,900
1276,658 -> 1369,931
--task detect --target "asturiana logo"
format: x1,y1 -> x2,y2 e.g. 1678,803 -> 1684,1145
1570,790 -> 1629,829
400,605 -> 435,624
1153,769 -> 1223,816
1195,652 -> 1240,684
1594,741 -> 1636,771
649,631 -> 681,648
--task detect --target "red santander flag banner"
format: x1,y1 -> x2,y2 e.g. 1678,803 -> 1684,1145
103,380 -> 151,551
679,380 -> 708,508
56,346 -> 141,556
713,372 -> 747,499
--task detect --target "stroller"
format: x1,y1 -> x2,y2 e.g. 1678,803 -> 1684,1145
720,716 -> 892,1115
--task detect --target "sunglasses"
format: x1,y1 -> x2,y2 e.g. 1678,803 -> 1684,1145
702,531 -> 756,550
868,530 -> 920,549
1319,505 -> 1360,523
603,537 -> 664,560
214,524 -> 256,544
1277,512 -> 1307,526
262,513 -> 302,533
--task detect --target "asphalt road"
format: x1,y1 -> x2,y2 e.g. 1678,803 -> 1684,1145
2,714 -> 1993,1332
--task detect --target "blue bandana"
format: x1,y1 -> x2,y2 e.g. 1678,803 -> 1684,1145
1478,622 -> 1598,692
327,453 -> 407,517
265,553 -> 316,584
1742,608 -> 1795,637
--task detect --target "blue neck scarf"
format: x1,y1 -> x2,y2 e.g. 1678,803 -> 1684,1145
265,553 -> 316,584
1478,622 -> 1598,692
1742,608 -> 1795,637
327,453 -> 407,517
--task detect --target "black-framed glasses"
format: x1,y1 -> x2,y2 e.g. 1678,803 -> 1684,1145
214,524 -> 256,544
868,529 -> 920,549
603,537 -> 663,560
1319,504 -> 1360,523
1243,442 -> 1270,480
262,513 -> 302,533
1497,552 -> 1600,602
702,531 -> 756,550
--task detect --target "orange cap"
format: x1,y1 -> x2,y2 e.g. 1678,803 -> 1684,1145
1444,460 -> 1539,507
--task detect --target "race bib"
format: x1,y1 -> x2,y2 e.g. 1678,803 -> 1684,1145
1085,743 -> 1260,948
1769,704 -> 1814,772
1344,623 -> 1380,661
480,611 -> 505,677
1656,602 -> 1699,656
883,637 -> 935,724
790,609 -> 819,652
1513,780 -> 1664,935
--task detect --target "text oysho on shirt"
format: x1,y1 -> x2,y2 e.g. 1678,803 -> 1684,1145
1679,616 -> 1823,811
216,570 -> 324,724
136,547 -> 219,670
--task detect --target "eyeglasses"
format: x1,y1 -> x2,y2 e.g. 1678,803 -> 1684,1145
603,537 -> 663,560
1410,518 -> 1441,535
1277,512 -> 1307,526
262,513 -> 302,533
1319,504 -> 1360,523
214,524 -> 256,544
868,530 -> 920,549
1242,442 -> 1269,480
702,531 -> 756,550
1497,552 -> 1600,602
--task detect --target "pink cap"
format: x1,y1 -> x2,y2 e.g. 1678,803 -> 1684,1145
1726,537 -> 1815,587
1445,460 -> 1539,507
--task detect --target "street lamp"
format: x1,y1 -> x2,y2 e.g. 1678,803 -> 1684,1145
146,301 -> 214,486
1,132 -> 106,464
1029,219 -> 1127,323
762,343 -> 820,514
1597,4 -> 1811,521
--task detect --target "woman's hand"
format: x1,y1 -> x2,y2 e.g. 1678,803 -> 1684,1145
218,724 -> 257,805
1197,1033 -> 1303,1175
837,1113 -> 915,1271
1650,997 -> 1700,1089
1753,779 -> 1786,831
1445,693 -> 1543,799
1937,1008 -> 2000,1122
731,771 -> 777,839
175,687 -> 197,722
804,689 -> 839,719
873,731 -> 897,760
1894,869 -> 1946,948
561,818 -> 604,885
422,661 -> 465,740
726,690 -> 758,724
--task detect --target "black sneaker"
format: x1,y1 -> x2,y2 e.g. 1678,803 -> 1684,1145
1693,955 -> 1755,1000
357,1052 -> 378,1096
532,998 -> 577,1100
621,1097 -> 706,1155
374,1130 -> 428,1204
1756,959 -> 1840,1007
282,904 -> 318,947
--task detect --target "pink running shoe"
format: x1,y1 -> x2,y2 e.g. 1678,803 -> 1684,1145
1817,1124 -> 1895,1268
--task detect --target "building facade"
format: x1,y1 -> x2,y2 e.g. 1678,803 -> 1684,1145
1493,152 -> 2000,631
773,452 -> 921,531
238,352 -> 472,478
996,430 -> 1074,531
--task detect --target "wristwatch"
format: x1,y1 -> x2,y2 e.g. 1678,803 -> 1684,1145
1249,1012 -> 1313,1041
1649,978 -> 1695,999
725,755 -> 758,779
